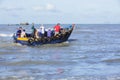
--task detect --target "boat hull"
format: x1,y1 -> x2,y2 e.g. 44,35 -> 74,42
13,25 -> 74,46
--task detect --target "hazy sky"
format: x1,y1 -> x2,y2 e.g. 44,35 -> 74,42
0,0 -> 120,24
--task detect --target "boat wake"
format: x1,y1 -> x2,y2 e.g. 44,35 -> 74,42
0,33 -> 13,37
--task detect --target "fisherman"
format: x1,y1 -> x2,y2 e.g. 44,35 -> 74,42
47,28 -> 52,38
16,27 -> 22,37
21,29 -> 26,37
31,23 -> 36,38
39,24 -> 45,38
54,23 -> 61,36
35,29 -> 39,38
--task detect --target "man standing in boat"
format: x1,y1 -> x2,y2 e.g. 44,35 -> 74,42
39,24 -> 45,38
31,23 -> 36,38
54,23 -> 61,36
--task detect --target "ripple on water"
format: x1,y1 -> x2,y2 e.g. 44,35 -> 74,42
101,58 -> 120,65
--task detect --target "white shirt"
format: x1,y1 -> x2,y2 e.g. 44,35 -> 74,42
21,31 -> 26,37
40,25 -> 45,34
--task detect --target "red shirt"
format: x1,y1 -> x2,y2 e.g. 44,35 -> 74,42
54,25 -> 61,32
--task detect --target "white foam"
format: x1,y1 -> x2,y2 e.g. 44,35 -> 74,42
0,33 -> 13,37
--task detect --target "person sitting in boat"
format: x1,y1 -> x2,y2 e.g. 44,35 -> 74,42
47,28 -> 52,38
34,29 -> 39,38
16,27 -> 23,37
50,28 -> 54,37
54,23 -> 61,36
21,29 -> 26,38
38,24 -> 45,38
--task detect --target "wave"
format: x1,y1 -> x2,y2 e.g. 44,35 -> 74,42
0,33 -> 13,37
102,58 -> 120,63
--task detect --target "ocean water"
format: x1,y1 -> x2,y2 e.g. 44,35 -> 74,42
0,24 -> 120,80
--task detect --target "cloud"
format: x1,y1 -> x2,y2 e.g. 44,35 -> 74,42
46,3 -> 55,11
33,3 -> 57,12
32,6 -> 44,11
0,6 -> 24,11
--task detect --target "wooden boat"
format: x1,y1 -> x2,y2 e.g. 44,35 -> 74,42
13,25 -> 74,46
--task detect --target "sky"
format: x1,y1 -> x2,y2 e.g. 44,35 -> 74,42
0,0 -> 120,24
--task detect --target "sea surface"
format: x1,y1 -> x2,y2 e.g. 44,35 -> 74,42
0,24 -> 120,80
